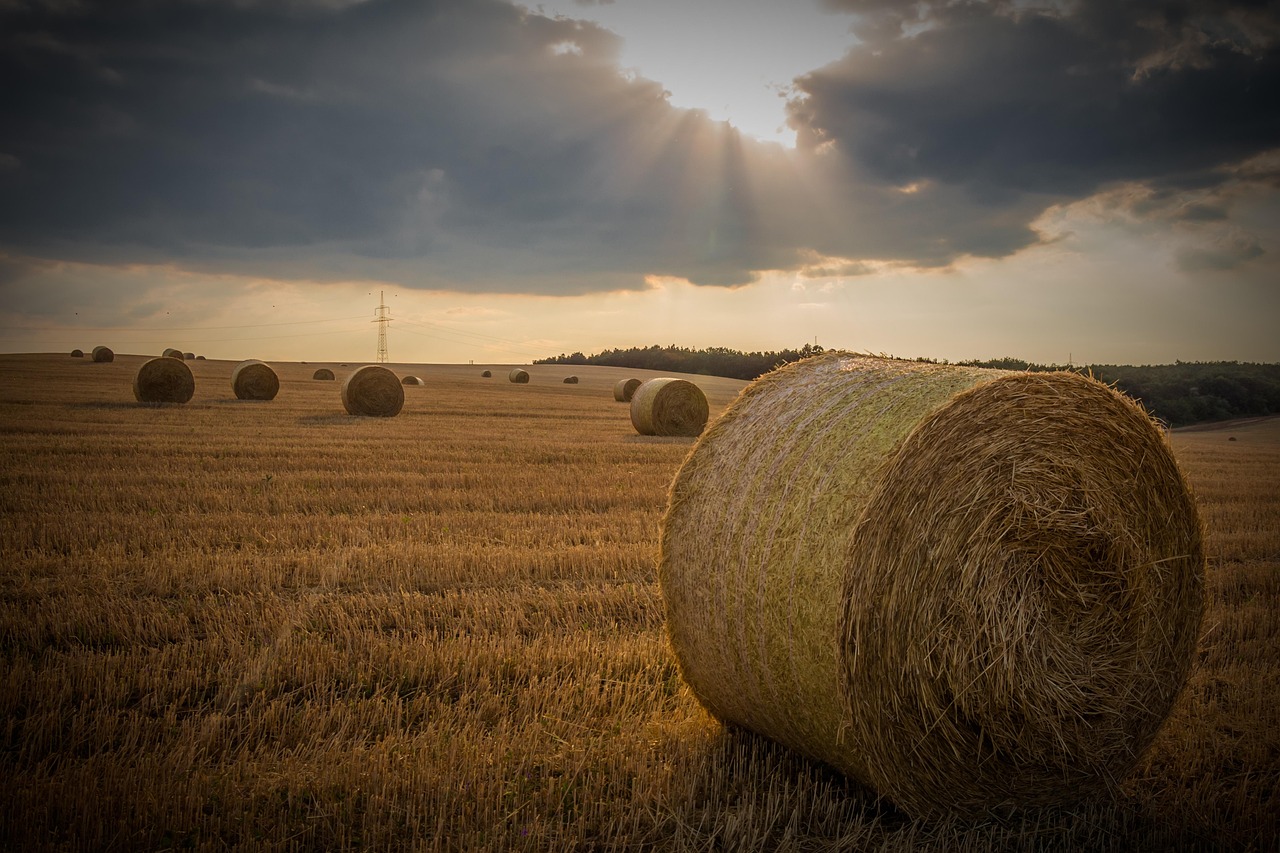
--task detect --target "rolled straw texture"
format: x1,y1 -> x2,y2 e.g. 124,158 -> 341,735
481,370 -> 493,378
509,368 -> 529,384
613,378 -> 641,402
71,349 -> 83,358
163,348 -> 185,360
660,353 -> 1204,817
313,368 -> 335,380
630,378 -> 708,437
402,375 -> 424,385
341,365 -> 404,417
91,346 -> 114,363
133,356 -> 195,403
231,359 -> 280,400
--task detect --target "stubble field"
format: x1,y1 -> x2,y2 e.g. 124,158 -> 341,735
1,352 -> 1276,851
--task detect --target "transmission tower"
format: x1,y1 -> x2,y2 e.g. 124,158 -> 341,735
373,290 -> 391,363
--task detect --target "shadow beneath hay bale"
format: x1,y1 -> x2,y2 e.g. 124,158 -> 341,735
621,435 -> 698,446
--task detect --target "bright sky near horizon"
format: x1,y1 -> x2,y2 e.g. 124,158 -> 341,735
0,0 -> 1277,367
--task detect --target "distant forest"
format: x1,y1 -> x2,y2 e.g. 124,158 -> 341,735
535,345 -> 1280,428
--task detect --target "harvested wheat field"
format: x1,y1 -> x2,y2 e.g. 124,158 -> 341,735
0,352 -> 1276,851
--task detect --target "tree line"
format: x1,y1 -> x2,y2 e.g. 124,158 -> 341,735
537,346 -> 1280,427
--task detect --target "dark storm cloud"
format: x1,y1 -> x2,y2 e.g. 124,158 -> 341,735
798,1 -> 1280,201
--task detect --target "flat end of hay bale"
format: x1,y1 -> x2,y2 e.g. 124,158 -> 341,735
91,346 -> 114,363
630,378 -> 708,436
509,368 -> 529,384
231,359 -> 280,401
133,356 -> 195,403
481,370 -> 493,378
341,365 -> 404,417
313,368 -> 335,381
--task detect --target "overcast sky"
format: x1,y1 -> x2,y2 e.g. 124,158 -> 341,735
1,0 -> 1277,365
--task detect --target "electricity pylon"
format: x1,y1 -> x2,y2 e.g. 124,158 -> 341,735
374,290 -> 391,363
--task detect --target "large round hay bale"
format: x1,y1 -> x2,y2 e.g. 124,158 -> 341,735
133,356 -> 195,403
91,345 -> 114,363
563,375 -> 579,384
341,365 -> 404,417
660,353 -> 1204,818
183,352 -> 195,360
509,368 -> 529,384
613,377 -> 641,402
402,375 -> 424,386
231,359 -> 279,400
313,368 -> 335,381
630,378 -> 708,437
70,349 -> 83,358
481,370 -> 492,378
162,348 -> 184,360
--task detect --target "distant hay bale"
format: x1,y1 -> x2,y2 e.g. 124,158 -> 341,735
91,346 -> 114,363
70,349 -> 83,358
133,356 -> 195,403
509,368 -> 529,384
660,353 -> 1205,818
196,355 -> 206,360
630,378 -> 708,437
183,352 -> 195,360
313,368 -> 335,380
563,375 -> 579,384
231,359 -> 279,401
613,377 -> 642,402
402,375 -> 424,385
482,370 -> 492,378
162,348 -> 184,360
341,365 -> 404,417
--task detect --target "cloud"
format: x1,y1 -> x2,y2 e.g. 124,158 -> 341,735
0,0 -> 1276,299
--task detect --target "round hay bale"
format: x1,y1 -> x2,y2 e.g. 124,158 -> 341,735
183,351 -> 195,360
133,356 -> 195,403
341,365 -> 404,417
630,378 -> 708,437
481,370 -> 492,378
509,368 -> 529,384
231,359 -> 279,401
162,347 -> 184,360
196,355 -> 206,360
402,375 -> 424,385
313,368 -> 335,381
613,377 -> 642,402
660,353 -> 1205,818
563,375 -> 579,384
91,345 -> 114,363
70,349 -> 84,358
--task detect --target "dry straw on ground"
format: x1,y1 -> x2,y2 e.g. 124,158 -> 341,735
402,375 -> 424,386
563,376 -> 579,384
313,368 -> 335,381
231,359 -> 280,401
133,356 -> 195,404
91,346 -> 113,363
341,365 -> 404,417
614,378 -> 642,402
660,353 -> 1205,818
630,378 -> 709,437
162,348 -> 185,360
509,368 -> 530,384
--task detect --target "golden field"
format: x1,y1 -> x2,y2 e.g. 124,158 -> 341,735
0,352 -> 1276,851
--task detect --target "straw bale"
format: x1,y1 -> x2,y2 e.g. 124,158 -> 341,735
341,365 -> 404,417
91,346 -> 114,363
313,368 -> 335,380
482,370 -> 493,378
509,368 -> 529,384
563,375 -> 579,384
183,352 -> 195,360
630,378 -> 708,437
196,355 -> 206,360
660,353 -> 1204,818
162,348 -> 185,360
71,349 -> 83,358
402,375 -> 424,385
231,359 -> 280,400
613,377 -> 642,402
133,356 -> 195,403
